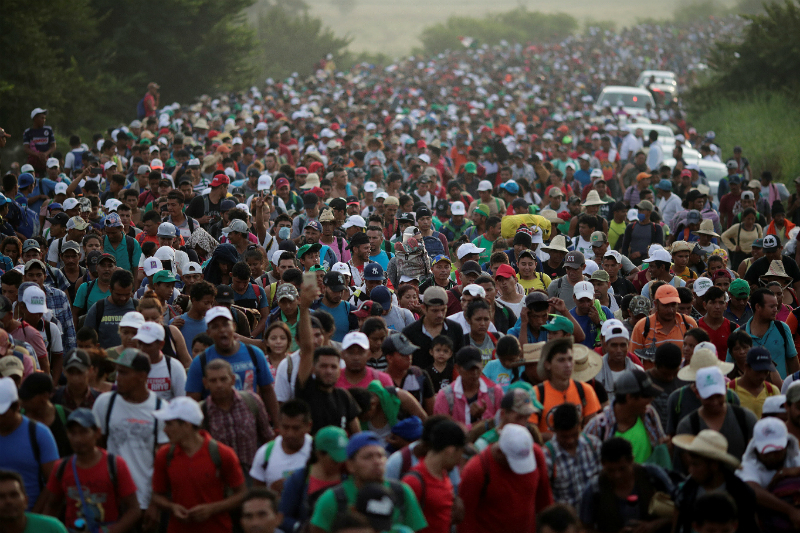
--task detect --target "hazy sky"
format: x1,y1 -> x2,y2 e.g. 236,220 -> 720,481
264,0 -> 737,55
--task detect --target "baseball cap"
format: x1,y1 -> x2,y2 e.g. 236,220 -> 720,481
524,291 -> 549,310
655,285 -> 680,304
762,395 -> 787,416
67,216 -> 89,230
729,278 -> 750,299
214,285 -> 235,304
564,251 -> 585,269
103,213 -> 122,228
112,348 -> 151,373
463,284 -> 486,298
627,208 -> 639,221
656,179 -> 672,191
762,234 -> 780,251
18,173 -> 34,189
589,231 -> 608,247
153,270 -> 177,284
157,222 -> 177,237
590,269 -> 609,283
695,366 -> 726,399
118,311 -> 145,329
573,281 -> 594,301
370,286 -> 392,311
614,368 -> 662,397
693,277 -> 713,296
153,396 -> 204,426
601,319 -> 630,341
222,219 -> 249,236
20,286 -> 47,314
477,180 -> 493,192
22,239 -> 40,253
66,408 -> 99,429
314,426 -> 349,462
363,263 -> 385,281
355,484 -> 397,533
63,349 -> 91,372
47,212 -> 69,227
346,431 -> 383,459
297,243 -> 323,259
455,346 -> 483,370
451,201 -> 466,216
603,250 -> 622,263
205,306 -> 234,325
275,283 -> 299,302
133,322 -> 165,344
500,389 -> 537,416
382,333 -> 419,356
643,249 -> 672,263
0,377 -> 17,415
541,314 -> 574,334
686,210 -> 702,224
498,424 -> 536,474
494,264 -> 516,280
422,286 -> 448,306
752,417 -> 789,454
323,272 -> 347,292
0,357 -> 24,379
747,347 -> 776,372
353,301 -> 382,319
456,243 -> 484,260
209,174 -> 230,188
629,295 -> 651,317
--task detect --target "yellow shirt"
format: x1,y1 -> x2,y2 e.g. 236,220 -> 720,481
727,378 -> 780,419
672,265 -> 697,283
517,273 -> 552,293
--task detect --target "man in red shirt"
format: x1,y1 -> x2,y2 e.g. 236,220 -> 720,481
459,423 -> 553,533
698,286 -> 737,361
43,408 -> 140,532
150,397 -> 246,533
718,175 -> 742,229
144,83 -> 160,118
403,418 -> 466,533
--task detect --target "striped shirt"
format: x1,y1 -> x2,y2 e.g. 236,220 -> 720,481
630,313 -> 697,365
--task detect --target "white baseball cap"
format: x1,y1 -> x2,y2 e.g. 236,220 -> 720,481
258,175 -> 272,191
184,262 -> 203,275
695,366 -> 726,399
271,250 -> 286,266
21,286 -> 47,314
0,377 -> 19,415
462,284 -> 486,298
20,164 -> 35,173
604,250 -> 623,263
456,242 -> 485,260
105,199 -> 122,212
143,257 -> 162,277
364,181 -> 377,193
205,306 -> 233,325
119,311 -> 145,329
133,322 -> 165,344
643,249 -> 672,263
103,161 -> 117,171
530,226 -> 543,244
626,208 -> 639,221
54,183 -> 68,195
342,215 -> 366,229
693,277 -> 713,296
153,396 -> 204,426
762,395 -> 787,416
573,281 -> 595,301
63,198 -> 80,211
498,423 -> 536,474
601,319 -> 630,341
342,332 -> 370,351
451,201 -> 466,215
694,341 -> 718,357
752,417 -> 789,454
46,157 -> 60,169
477,180 -> 494,192
332,262 -> 351,276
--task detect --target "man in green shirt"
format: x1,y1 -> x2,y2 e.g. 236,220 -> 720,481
0,470 -> 67,533
102,212 -> 142,272
471,215 -> 501,266
310,431 -> 427,533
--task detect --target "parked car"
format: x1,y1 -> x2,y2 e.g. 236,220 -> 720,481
594,86 -> 656,117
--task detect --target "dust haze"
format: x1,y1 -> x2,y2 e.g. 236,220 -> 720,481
251,0 -> 738,56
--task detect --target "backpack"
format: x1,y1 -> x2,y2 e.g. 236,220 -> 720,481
28,418 -> 45,489
623,220 -> 659,251
394,240 -> 431,282
165,438 -> 226,485
104,392 -> 162,456
422,234 -> 446,258
536,380 -> 587,411
56,452 -> 118,488
93,298 -> 139,332
78,279 -> 97,313
71,150 -> 88,174
333,479 -> 407,517
136,98 -> 146,120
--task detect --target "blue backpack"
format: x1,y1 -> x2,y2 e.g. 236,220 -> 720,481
71,150 -> 88,173
17,206 -> 38,239
136,98 -> 147,119
422,233 -> 446,258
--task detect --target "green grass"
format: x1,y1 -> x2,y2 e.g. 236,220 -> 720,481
693,92 -> 800,183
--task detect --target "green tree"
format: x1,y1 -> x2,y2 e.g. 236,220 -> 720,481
252,4 -> 351,81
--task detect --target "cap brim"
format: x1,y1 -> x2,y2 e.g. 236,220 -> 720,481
459,360 -> 482,371
506,452 -> 536,475
656,297 -> 680,304
750,362 -> 776,372
327,284 -> 347,292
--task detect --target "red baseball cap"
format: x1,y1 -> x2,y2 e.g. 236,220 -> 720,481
680,169 -> 692,178
295,166 -> 309,176
417,139 -> 427,149
209,174 -> 230,188
275,177 -> 290,189
308,186 -> 325,199
309,161 -> 324,173
330,123 -> 340,131
494,264 -> 517,280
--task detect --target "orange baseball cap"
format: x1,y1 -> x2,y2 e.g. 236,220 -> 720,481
655,285 -> 680,304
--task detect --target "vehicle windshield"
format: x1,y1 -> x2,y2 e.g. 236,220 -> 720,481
599,92 -> 653,109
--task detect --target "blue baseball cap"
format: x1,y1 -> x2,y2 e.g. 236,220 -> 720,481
729,174 -> 742,185
103,212 -> 123,228
501,180 -> 520,194
304,220 -> 323,233
67,408 -> 100,428
656,179 -> 672,191
363,262 -> 385,281
0,194 -> 9,207
370,286 -> 392,311
747,347 -> 776,372
18,173 -> 34,189
346,431 -> 383,459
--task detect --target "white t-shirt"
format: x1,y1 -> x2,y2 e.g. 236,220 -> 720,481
496,297 -> 524,318
92,391 -> 169,509
249,434 -> 313,487
138,249 -> 190,275
37,319 -> 63,360
147,355 -> 187,401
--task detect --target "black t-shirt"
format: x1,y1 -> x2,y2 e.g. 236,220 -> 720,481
610,276 -> 637,299
424,360 -> 455,394
295,375 -> 360,435
395,367 -> 435,410
542,261 -> 566,280
186,194 -> 222,224
744,255 -> 800,285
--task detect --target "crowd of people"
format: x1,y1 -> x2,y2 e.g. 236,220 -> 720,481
1,14 -> 798,533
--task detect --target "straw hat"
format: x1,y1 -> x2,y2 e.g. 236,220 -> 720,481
582,190 -> 605,207
520,342 -> 545,365
542,235 -> 570,254
673,429 -> 741,468
760,259 -> 793,285
539,209 -> 562,225
692,219 -> 720,238
677,348 -> 734,381
571,344 -> 603,382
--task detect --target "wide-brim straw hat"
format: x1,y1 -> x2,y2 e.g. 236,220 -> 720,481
692,219 -> 720,238
673,429 -> 741,468
760,259 -> 793,285
677,348 -> 734,381
571,344 -> 603,382
582,190 -> 605,207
